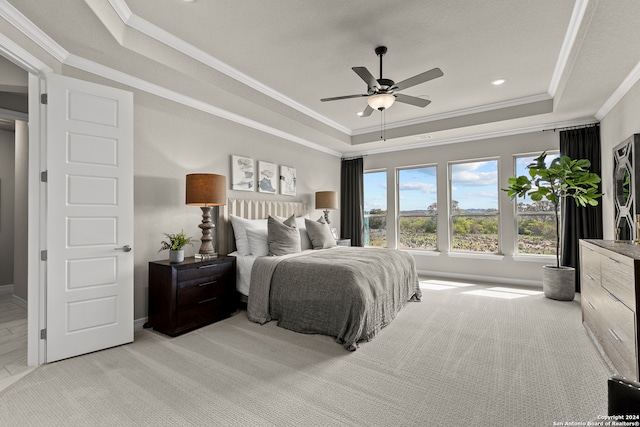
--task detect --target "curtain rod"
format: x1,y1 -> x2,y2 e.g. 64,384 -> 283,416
542,123 -> 599,132
341,154 -> 367,161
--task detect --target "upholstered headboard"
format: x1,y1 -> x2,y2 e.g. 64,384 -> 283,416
217,198 -> 309,255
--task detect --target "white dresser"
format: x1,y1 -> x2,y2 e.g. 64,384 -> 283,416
580,239 -> 639,381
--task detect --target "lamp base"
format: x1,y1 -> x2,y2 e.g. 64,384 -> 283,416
323,209 -> 331,224
197,206 -> 217,255
195,253 -> 217,260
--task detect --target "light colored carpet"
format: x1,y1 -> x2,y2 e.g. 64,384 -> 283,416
0,280 -> 612,426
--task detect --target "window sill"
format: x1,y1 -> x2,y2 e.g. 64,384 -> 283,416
403,249 -> 441,257
447,252 -> 505,261
513,254 -> 556,263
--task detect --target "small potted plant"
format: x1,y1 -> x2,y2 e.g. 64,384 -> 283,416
159,231 -> 194,263
503,152 -> 602,300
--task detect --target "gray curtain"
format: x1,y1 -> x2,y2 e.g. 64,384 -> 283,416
340,157 -> 364,247
560,124 -> 603,292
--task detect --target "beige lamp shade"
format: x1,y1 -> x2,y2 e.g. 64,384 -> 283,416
315,191 -> 338,210
186,174 -> 227,206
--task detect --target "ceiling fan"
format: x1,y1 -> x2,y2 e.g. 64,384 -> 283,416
320,46 -> 443,117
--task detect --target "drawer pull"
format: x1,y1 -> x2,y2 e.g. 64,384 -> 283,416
198,280 -> 218,287
585,273 -> 594,281
588,301 -> 596,310
606,291 -> 621,303
608,257 -> 620,264
198,297 -> 218,304
198,264 -> 221,269
608,328 -> 622,342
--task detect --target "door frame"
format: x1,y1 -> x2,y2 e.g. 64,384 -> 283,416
0,32 -> 52,366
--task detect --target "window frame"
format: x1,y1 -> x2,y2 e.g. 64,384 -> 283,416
512,150 -> 560,257
448,157 -> 501,254
363,168 -> 388,248
396,163 -> 438,251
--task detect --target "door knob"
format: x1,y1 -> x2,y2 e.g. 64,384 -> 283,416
114,245 -> 132,252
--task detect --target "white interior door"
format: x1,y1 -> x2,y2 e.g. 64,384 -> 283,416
45,73 -> 134,363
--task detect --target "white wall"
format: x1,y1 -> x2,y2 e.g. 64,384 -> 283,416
0,129 -> 15,287
364,131 -> 559,286
600,79 -> 640,240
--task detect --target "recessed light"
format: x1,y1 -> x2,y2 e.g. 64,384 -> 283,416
357,111 -> 363,117
491,79 -> 506,86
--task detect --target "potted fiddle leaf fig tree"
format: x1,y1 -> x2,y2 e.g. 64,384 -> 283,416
503,152 -> 602,300
159,231 -> 194,263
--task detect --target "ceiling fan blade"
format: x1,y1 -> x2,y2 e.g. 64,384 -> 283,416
394,68 -> 443,91
395,93 -> 431,108
360,104 -> 374,117
320,94 -> 368,102
352,67 -> 381,90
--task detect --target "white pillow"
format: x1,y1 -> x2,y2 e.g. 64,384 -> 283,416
230,215 -> 267,256
246,228 -> 269,257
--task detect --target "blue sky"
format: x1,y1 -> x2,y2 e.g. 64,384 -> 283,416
364,161 -> 500,213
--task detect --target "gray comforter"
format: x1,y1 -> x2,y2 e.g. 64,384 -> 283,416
247,246 -> 421,350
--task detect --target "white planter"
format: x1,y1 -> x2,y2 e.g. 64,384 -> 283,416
169,249 -> 184,263
542,265 -> 575,301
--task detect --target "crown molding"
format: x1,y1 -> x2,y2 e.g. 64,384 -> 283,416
595,58 -> 640,120
352,117 -> 598,157
0,31 -> 51,75
351,93 -> 552,136
0,0 -> 68,63
548,0 -> 589,97
108,0 -> 351,135
64,53 -> 342,157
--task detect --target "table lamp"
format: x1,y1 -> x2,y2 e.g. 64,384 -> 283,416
186,173 -> 226,258
315,191 -> 338,224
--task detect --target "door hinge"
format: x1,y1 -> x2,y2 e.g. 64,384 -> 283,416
40,329 -> 47,340
40,250 -> 47,261
40,93 -> 48,104
40,170 -> 47,182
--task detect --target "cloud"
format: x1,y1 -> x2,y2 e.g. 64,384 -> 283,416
399,181 -> 436,193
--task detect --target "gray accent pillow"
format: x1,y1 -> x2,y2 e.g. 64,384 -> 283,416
268,215 -> 301,256
305,218 -> 338,249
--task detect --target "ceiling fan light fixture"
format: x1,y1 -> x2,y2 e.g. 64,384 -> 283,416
368,93 -> 395,110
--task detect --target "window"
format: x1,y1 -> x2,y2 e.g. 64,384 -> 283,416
450,160 -> 499,253
364,170 -> 387,247
514,152 -> 560,255
398,166 -> 437,250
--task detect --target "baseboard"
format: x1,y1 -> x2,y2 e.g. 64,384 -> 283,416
134,317 -> 148,332
11,294 -> 27,310
417,269 -> 543,288
0,284 -> 14,295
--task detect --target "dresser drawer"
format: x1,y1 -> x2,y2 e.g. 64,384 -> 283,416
582,290 -> 603,340
581,244 -> 601,285
600,288 -> 638,380
601,254 -> 635,311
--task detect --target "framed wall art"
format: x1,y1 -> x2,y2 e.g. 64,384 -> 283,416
258,161 -> 277,194
231,155 -> 254,191
280,165 -> 296,196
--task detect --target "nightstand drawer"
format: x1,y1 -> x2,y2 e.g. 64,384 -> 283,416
177,297 -> 228,331
177,277 -> 229,308
177,259 -> 234,283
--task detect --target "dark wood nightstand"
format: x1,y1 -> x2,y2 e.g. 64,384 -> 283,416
147,256 -> 236,336
336,238 -> 351,246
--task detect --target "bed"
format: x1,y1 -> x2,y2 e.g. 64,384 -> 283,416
218,198 -> 421,350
